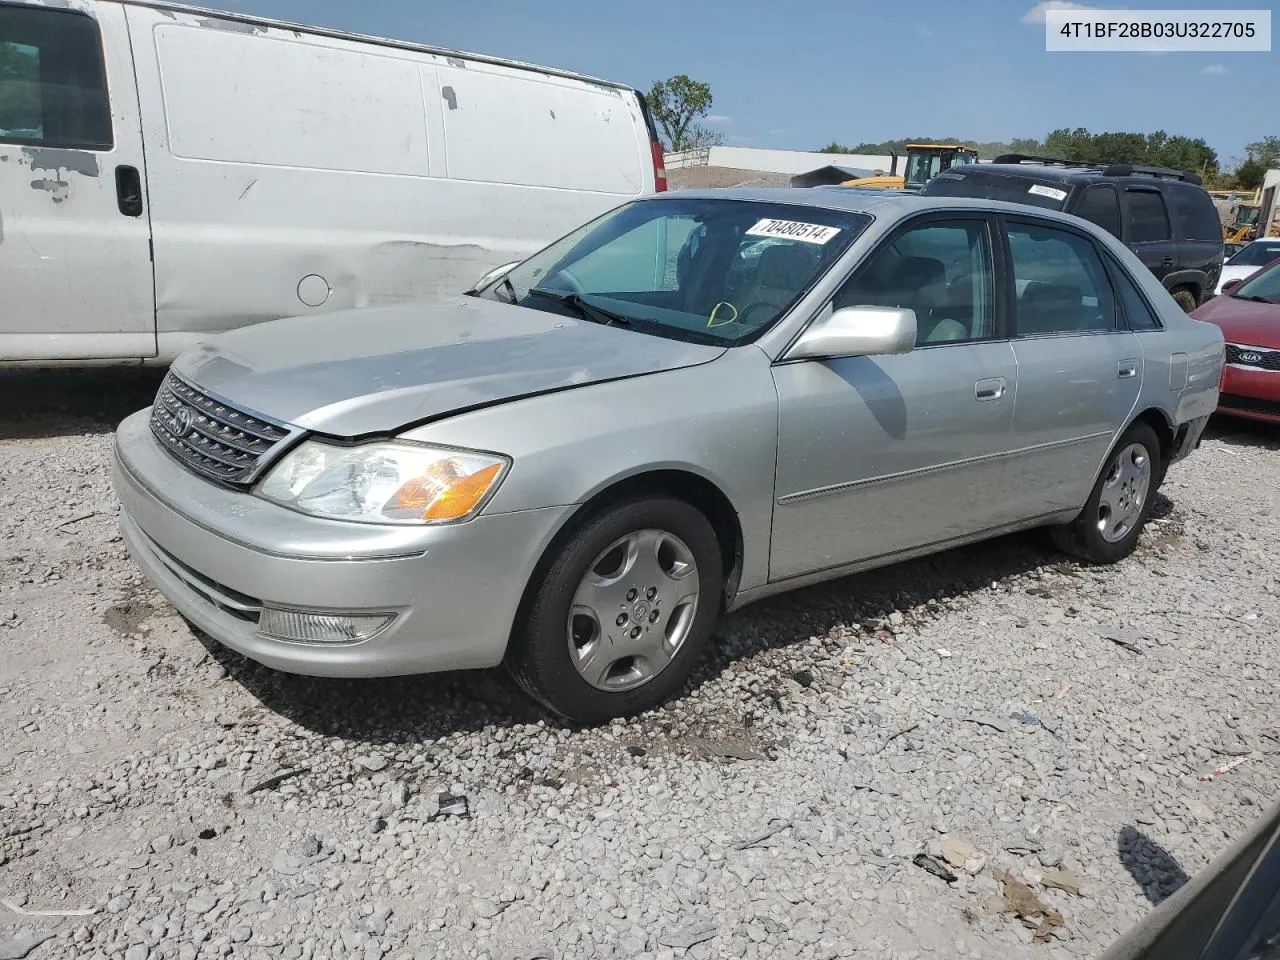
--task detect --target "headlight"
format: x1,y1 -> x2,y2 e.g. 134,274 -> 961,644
256,440 -> 509,525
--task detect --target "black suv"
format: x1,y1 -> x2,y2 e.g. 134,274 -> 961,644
920,155 -> 1224,309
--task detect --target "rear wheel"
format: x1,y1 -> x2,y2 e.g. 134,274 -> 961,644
1051,422 -> 1160,564
1171,286 -> 1197,312
506,496 -> 723,724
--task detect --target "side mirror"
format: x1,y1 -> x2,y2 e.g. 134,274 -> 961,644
1220,278 -> 1244,296
785,305 -> 917,361
466,261 -> 521,294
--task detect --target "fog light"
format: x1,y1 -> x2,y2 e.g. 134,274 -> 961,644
258,607 -> 395,645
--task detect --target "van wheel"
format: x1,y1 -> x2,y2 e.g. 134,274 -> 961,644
1171,286 -> 1197,312
506,496 -> 723,724
1051,422 -> 1160,564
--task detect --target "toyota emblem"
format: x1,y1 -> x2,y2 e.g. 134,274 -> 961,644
1240,351 -> 1262,364
173,405 -> 193,436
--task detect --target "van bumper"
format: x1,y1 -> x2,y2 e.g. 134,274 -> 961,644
111,410 -> 569,677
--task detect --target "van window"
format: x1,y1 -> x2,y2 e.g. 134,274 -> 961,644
1170,185 -> 1226,242
155,25 -> 429,175
1127,190 -> 1172,243
1075,185 -> 1122,239
0,6 -> 112,149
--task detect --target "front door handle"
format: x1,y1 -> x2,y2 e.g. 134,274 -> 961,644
1117,359 -> 1139,379
975,377 -> 1006,401
115,165 -> 143,217
1160,256 -> 1174,267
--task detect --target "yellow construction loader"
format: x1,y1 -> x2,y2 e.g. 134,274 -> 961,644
841,143 -> 980,191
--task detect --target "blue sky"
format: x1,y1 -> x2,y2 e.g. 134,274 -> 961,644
220,0 -> 1275,165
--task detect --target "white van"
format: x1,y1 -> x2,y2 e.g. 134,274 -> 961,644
0,0 -> 667,363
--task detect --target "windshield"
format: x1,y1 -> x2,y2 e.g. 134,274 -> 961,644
1233,259 -> 1280,304
475,198 -> 871,345
921,171 -> 1068,210
904,152 -> 943,188
1229,242 -> 1280,267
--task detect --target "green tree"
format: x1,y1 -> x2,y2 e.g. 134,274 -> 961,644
1244,136 -> 1280,169
646,75 -> 717,151
1234,158 -> 1267,190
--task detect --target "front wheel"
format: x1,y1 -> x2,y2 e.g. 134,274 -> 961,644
506,496 -> 724,724
1051,422 -> 1160,564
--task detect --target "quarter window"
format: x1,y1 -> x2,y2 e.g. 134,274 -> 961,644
834,219 -> 996,346
1127,190 -> 1172,243
1075,185 -> 1122,239
1107,260 -> 1163,331
1007,222 -> 1118,335
0,6 -> 112,149
1169,185 -> 1224,242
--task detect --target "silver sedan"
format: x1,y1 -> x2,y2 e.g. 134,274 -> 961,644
112,189 -> 1225,722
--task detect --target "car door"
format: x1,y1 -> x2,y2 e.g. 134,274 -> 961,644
0,1 -> 155,361
768,214 -> 1018,582
1122,185 -> 1178,285
997,215 -> 1143,523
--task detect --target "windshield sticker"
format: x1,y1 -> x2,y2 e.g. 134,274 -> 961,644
745,218 -> 842,244
1028,184 -> 1069,202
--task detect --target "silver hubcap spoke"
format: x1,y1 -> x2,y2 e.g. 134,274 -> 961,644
1096,442 -> 1152,544
567,528 -> 701,692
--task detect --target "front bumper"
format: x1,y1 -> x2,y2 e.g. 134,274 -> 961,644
1218,365 -> 1280,424
111,409 -> 571,677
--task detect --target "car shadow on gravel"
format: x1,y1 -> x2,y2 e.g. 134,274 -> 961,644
0,368 -> 166,440
1117,825 -> 1191,904
194,490 -> 1174,744
1205,415 -> 1280,451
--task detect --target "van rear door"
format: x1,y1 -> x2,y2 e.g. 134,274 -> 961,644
0,1 -> 155,361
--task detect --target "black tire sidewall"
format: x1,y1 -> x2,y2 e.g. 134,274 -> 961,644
1071,422 -> 1161,563
510,496 -> 724,724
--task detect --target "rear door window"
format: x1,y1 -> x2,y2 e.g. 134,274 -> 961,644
0,5 -> 112,149
1074,185 -> 1122,239
1006,220 -> 1118,335
1126,190 -> 1172,243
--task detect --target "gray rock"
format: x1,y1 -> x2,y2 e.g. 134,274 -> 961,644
0,934 -> 55,960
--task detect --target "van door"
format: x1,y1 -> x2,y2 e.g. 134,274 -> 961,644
0,1 -> 155,361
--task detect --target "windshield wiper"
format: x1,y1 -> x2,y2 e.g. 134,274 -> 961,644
1234,294 -> 1277,304
526,288 -> 632,327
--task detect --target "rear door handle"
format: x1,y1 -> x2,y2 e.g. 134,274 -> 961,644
975,377 -> 1006,401
1117,359 -> 1139,379
115,165 -> 143,217
1160,256 -> 1174,267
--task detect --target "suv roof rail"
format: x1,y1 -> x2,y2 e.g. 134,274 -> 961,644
992,153 -> 1103,168
1101,163 -> 1202,185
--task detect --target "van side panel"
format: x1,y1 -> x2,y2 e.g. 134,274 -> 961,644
123,7 -> 652,358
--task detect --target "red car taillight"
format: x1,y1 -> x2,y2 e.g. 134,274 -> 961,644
651,139 -> 667,192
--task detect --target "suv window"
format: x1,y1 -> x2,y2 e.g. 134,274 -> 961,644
0,6 -> 112,149
835,218 -> 995,345
1074,185 -> 1122,239
1006,221 -> 1117,335
1127,189 -> 1172,243
1169,184 -> 1228,242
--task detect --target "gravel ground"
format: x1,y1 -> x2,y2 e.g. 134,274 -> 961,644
2,368 -> 1278,960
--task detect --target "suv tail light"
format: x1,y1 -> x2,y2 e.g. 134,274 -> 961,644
651,139 -> 667,192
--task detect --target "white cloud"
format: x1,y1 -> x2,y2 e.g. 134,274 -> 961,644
704,114 -> 732,127
1021,1 -> 1104,24
1201,63 -> 1228,74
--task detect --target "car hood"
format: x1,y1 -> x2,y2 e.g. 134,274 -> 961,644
1192,293 -> 1280,348
172,297 -> 727,437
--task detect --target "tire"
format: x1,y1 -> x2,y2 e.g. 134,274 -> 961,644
1051,422 -> 1161,564
1171,286 -> 1197,313
506,496 -> 724,724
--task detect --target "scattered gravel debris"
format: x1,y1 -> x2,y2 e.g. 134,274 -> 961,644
2,369 -> 1279,960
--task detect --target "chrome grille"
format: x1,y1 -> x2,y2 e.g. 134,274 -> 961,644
150,372 -> 292,486
1225,343 -> 1280,372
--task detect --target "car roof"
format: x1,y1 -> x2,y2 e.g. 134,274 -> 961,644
646,186 -> 1109,228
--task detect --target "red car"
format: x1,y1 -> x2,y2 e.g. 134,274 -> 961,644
1191,255 -> 1280,423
